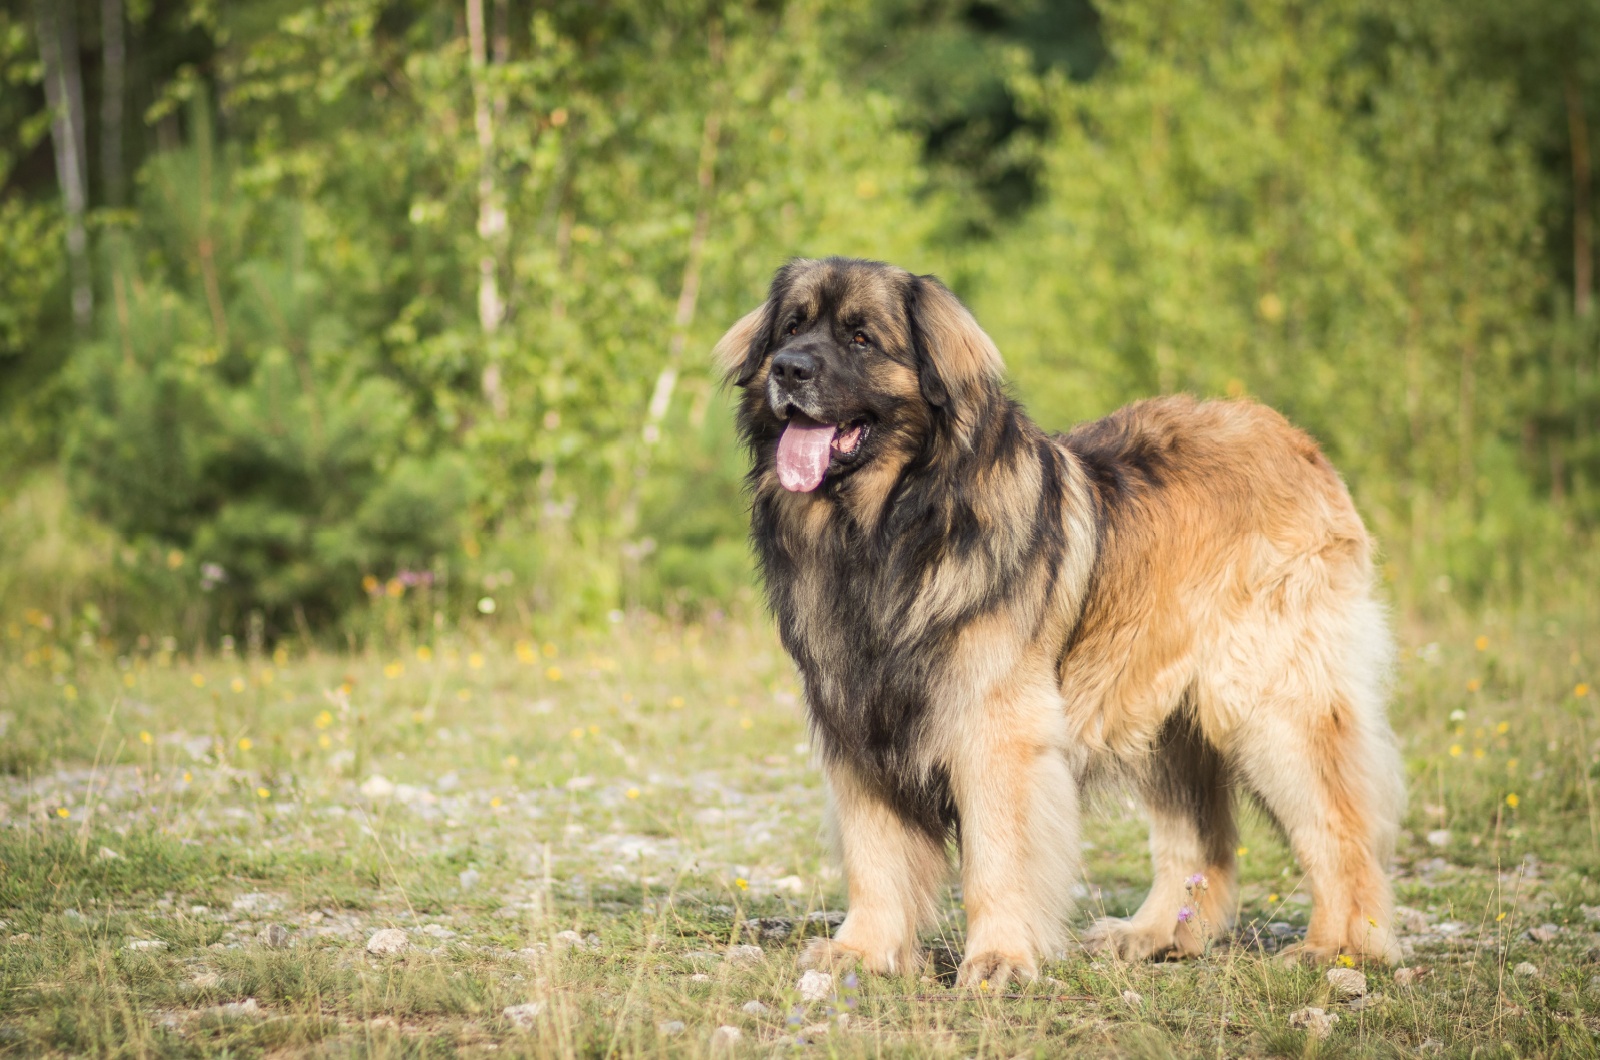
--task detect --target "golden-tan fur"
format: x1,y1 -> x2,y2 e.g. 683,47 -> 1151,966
719,257 -> 1404,986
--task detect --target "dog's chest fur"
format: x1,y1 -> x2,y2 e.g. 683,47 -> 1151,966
749,412 -> 1082,835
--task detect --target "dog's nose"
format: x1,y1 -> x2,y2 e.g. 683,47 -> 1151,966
771,350 -> 819,385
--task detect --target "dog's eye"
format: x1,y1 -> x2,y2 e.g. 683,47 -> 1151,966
852,332 -> 868,346
787,322 -> 799,336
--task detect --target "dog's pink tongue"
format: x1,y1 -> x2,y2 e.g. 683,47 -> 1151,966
776,420 -> 837,492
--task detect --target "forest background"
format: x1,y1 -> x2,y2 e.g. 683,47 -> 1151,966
2,0 -> 1598,649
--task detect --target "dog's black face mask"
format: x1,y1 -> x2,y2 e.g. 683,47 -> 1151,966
760,304 -> 896,492
717,257 -> 1007,494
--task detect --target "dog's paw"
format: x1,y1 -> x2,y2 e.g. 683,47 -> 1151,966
955,950 -> 1035,990
1082,917 -> 1175,962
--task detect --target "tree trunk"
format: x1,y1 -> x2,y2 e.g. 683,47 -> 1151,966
36,0 -> 93,332
641,23 -> 725,449
466,0 -> 508,418
101,0 -> 125,208
1567,76 -> 1593,321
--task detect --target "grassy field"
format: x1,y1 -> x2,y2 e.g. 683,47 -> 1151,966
2,606 -> 1599,1057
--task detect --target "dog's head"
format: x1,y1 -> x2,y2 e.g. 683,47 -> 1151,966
715,257 -> 1004,494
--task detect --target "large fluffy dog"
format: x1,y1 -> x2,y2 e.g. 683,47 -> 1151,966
715,257 -> 1404,986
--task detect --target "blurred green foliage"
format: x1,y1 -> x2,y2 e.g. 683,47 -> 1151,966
0,0 -> 1597,646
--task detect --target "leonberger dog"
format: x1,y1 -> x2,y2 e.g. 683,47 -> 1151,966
714,257 -> 1404,987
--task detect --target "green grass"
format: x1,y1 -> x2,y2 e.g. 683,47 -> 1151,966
2,610 -> 1599,1057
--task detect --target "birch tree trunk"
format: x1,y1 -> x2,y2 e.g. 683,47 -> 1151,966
467,0 -> 509,418
641,24 -> 725,450
617,24 -> 725,565
36,0 -> 93,332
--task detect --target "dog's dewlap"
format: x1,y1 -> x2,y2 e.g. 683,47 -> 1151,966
777,419 -> 837,492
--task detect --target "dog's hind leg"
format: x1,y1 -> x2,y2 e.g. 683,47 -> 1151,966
1228,593 -> 1404,964
800,759 -> 948,976
1084,705 -> 1238,960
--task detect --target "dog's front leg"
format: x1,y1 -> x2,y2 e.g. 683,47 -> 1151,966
800,758 -> 948,976
948,678 -> 1080,988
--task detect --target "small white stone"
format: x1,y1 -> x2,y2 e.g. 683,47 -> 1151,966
1121,990 -> 1143,1007
191,971 -> 221,989
1514,962 -> 1540,977
366,928 -> 409,955
710,1025 -> 742,1047
502,1002 -> 544,1029
551,930 -> 588,952
1325,967 -> 1367,999
726,944 -> 763,964
657,1020 -> 686,1036
257,924 -> 290,948
126,939 -> 166,951
741,1000 -> 769,1016
1527,923 -> 1561,943
798,968 -> 833,1002
1425,829 -> 1451,848
360,774 -> 395,799
231,893 -> 281,914
1287,1006 -> 1338,1040
1396,906 -> 1430,934
689,973 -> 712,982
216,998 -> 260,1018
457,869 -> 481,891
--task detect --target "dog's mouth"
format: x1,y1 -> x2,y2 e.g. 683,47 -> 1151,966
775,413 -> 871,492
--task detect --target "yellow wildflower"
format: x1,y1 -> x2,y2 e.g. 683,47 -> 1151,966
191,673 -> 206,688
1577,683 -> 1591,698
1495,721 -> 1508,735
256,787 -> 270,799
669,695 -> 685,709
63,685 -> 77,701
735,878 -> 749,891
384,661 -> 403,679
740,718 -> 754,730
468,652 -> 485,670
238,737 -> 253,752
1505,793 -> 1520,809
1449,744 -> 1462,757
490,796 -> 503,808
541,642 -> 557,658
318,734 -> 331,749
416,645 -> 433,663
515,641 -> 536,664
504,755 -> 520,769
545,666 -> 562,682
139,730 -> 153,745
1236,846 -> 1248,858
123,673 -> 136,688
1466,678 -> 1481,692
626,787 -> 640,800
315,710 -> 333,729
1474,635 -> 1489,651
56,807 -> 69,818
230,677 -> 245,693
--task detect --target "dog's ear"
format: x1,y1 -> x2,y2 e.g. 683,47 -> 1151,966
712,301 -> 774,387
908,274 -> 1004,444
